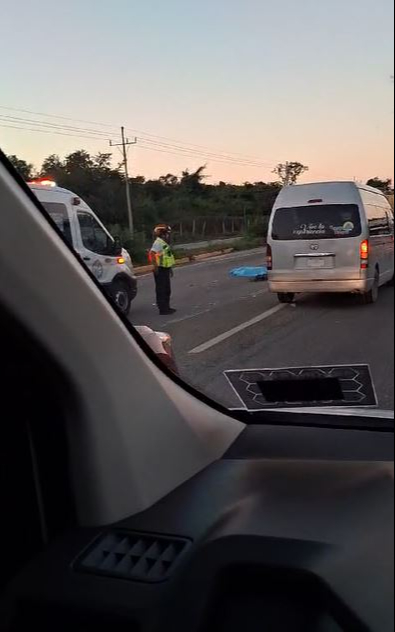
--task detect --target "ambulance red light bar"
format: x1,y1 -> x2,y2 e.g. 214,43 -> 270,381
28,178 -> 57,187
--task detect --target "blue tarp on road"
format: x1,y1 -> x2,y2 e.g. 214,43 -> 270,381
230,266 -> 268,280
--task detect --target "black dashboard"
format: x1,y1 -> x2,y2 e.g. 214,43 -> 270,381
2,422 -> 393,632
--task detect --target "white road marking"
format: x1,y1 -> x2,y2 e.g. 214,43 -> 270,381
247,288 -> 268,298
188,303 -> 287,354
166,308 -> 213,325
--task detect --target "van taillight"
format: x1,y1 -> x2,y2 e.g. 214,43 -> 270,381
267,245 -> 273,270
360,240 -> 369,269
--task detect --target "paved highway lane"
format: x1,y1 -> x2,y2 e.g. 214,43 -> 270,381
130,250 -> 394,411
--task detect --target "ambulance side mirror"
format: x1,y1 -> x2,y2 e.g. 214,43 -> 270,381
112,236 -> 123,257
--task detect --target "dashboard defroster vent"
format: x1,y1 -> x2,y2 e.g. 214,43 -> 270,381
76,531 -> 191,583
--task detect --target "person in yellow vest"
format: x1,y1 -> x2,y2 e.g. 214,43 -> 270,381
149,224 -> 177,315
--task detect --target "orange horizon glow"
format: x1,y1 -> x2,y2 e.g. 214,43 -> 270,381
1,0 -> 393,186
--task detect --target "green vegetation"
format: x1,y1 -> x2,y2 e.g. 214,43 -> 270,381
273,161 -> 309,186
6,151 -> 281,245
366,177 -> 394,195
6,152 -> 393,266
6,155 -> 34,181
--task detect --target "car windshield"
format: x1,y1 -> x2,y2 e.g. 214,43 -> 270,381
1,0 -> 393,415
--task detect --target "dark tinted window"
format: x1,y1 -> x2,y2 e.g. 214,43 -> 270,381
41,202 -> 72,245
367,205 -> 391,236
272,204 -> 362,241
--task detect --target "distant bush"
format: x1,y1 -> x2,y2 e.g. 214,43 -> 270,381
246,215 -> 269,239
232,236 -> 264,251
109,225 -> 149,265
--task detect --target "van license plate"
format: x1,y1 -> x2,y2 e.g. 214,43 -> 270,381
308,257 -> 326,268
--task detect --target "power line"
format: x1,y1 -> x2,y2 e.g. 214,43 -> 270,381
0,115 -> 275,169
1,105 -> 358,181
124,126 -> 269,163
137,142 -> 268,168
0,112 -> 268,165
0,111 -> 269,166
138,138 -> 272,168
0,122 -> 107,142
0,105 -> 119,132
0,104 -> 278,165
1,119 -> 350,180
0,121 -> 274,169
0,114 -> 116,139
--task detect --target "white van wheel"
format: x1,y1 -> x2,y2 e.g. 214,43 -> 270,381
112,280 -> 132,315
361,270 -> 380,305
277,293 -> 295,304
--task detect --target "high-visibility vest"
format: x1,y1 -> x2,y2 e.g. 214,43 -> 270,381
149,238 -> 176,268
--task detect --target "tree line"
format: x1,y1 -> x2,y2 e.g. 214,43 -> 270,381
6,151 -> 394,244
6,151 -> 285,238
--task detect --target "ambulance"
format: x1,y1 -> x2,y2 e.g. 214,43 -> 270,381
29,180 -> 137,315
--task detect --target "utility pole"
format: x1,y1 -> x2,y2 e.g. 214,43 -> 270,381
284,161 -> 291,187
110,127 -> 137,235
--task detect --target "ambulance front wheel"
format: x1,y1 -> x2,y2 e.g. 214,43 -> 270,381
111,278 -> 133,316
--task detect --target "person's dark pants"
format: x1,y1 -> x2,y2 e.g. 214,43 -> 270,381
154,267 -> 172,313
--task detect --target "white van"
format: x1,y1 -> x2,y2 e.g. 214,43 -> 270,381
29,181 -> 137,315
267,182 -> 394,305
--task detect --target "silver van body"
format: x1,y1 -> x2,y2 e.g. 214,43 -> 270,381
268,182 -> 394,301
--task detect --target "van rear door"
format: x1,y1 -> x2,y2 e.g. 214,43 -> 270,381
270,204 -> 363,281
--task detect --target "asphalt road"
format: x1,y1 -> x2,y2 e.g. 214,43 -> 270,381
130,249 -> 394,411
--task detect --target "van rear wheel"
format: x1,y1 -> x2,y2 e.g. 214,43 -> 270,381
112,279 -> 132,316
277,293 -> 295,304
361,271 -> 380,305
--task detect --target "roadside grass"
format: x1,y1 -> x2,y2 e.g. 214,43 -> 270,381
174,236 -> 264,261
109,224 -> 266,266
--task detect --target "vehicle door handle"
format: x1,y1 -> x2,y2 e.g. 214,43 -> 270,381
83,257 -> 91,262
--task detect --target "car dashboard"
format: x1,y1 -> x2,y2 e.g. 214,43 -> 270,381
2,421 -> 393,632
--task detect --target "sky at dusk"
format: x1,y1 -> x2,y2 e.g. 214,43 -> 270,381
0,0 -> 394,184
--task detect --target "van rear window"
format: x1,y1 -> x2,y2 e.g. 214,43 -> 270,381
272,204 -> 362,241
